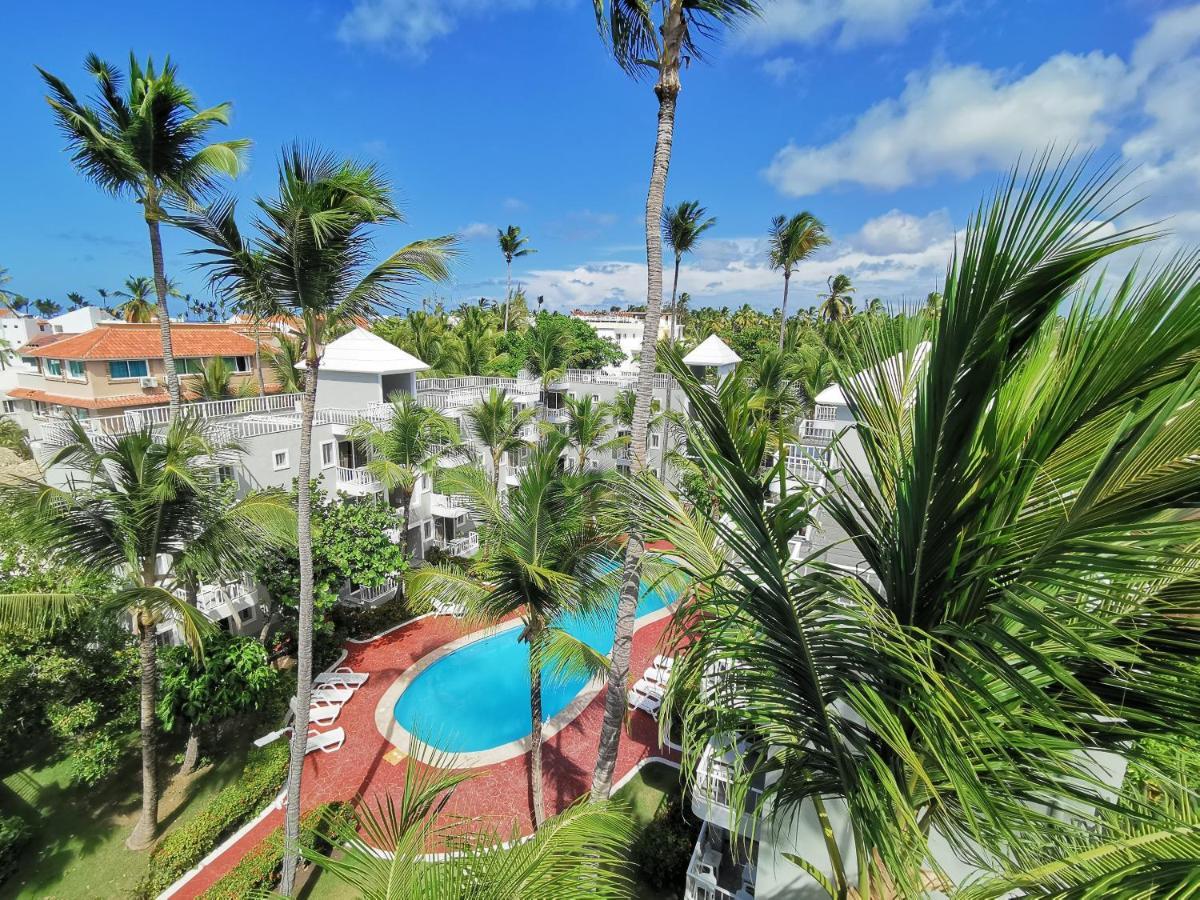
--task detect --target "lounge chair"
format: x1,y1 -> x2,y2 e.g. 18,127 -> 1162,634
627,689 -> 661,719
631,678 -> 665,701
315,670 -> 368,689
312,685 -> 354,704
432,599 -> 466,618
306,727 -> 345,754
653,654 -> 675,669
293,696 -> 342,727
644,664 -> 671,686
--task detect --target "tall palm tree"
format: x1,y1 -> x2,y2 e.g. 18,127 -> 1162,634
524,316 -> 578,423
640,159 -> 1200,897
662,201 -> 716,342
463,388 -> 536,490
304,763 -> 636,898
768,211 -> 830,348
66,291 -> 86,310
748,340 -> 806,501
818,273 -> 855,323
350,394 -> 466,553
114,275 -> 164,323
263,334 -> 304,393
410,436 -> 617,827
179,146 -> 455,893
0,417 -> 292,850
497,226 -> 535,335
558,393 -> 616,471
190,355 -> 255,401
39,54 -> 250,415
32,298 -> 63,318
0,416 -> 31,459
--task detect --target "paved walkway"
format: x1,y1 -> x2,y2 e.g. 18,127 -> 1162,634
169,608 -> 680,898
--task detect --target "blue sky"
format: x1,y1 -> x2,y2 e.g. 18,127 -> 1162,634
3,1 -> 1195,316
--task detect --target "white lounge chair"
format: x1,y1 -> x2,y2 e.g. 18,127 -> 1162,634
293,696 -> 342,727
644,664 -> 671,686
306,727 -> 345,754
628,689 -> 661,719
631,678 -> 665,701
432,599 -> 466,618
315,671 -> 368,690
653,655 -> 675,669
312,685 -> 354,704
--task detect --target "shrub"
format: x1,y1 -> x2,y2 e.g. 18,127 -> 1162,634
630,793 -> 699,892
138,741 -> 290,897
66,724 -> 126,786
200,801 -> 354,900
331,592 -> 418,641
0,814 -> 31,886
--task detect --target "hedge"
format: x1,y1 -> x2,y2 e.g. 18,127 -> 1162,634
137,741 -> 290,898
199,801 -> 354,900
0,814 -> 31,886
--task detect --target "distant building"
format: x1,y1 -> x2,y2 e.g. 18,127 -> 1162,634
569,308 -> 682,371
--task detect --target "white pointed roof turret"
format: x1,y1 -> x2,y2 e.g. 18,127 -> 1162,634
682,333 -> 741,368
302,327 -> 429,375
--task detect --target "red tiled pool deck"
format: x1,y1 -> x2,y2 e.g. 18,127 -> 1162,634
168,609 -> 681,898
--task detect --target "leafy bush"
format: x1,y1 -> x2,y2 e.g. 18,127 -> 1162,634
630,793 -> 698,892
331,592 -> 418,640
199,802 -> 354,900
138,741 -> 290,897
0,814 -> 31,886
66,723 -> 126,786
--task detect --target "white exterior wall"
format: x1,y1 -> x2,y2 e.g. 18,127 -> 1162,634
47,306 -> 115,334
315,369 -> 384,409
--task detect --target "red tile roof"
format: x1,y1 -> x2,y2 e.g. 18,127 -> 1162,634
8,387 -> 173,410
23,323 -> 257,360
18,333 -> 78,350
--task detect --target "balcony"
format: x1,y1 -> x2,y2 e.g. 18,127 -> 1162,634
684,820 -> 758,900
339,572 -> 402,607
433,531 -> 479,557
545,407 -> 570,424
335,465 -> 381,496
796,419 -> 837,444
171,575 -> 256,618
430,492 -> 470,519
504,464 -> 528,487
692,735 -> 765,835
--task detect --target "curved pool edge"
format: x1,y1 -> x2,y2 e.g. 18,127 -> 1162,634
373,600 -> 678,770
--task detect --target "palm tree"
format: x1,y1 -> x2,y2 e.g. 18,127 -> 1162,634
304,763 -> 636,898
410,436 -> 617,827
641,159 -> 1200,896
0,416 -> 31,459
497,226 -> 535,335
179,146 -> 455,893
818,273 -> 855,323
463,388 -> 536,490
0,417 -> 292,850
768,212 -> 831,348
662,201 -> 716,342
922,289 -> 944,320
32,298 -> 63,318
264,334 -> 304,393
114,275 -> 162,323
350,394 -> 466,553
558,393 -> 616,472
66,291 -> 86,310
748,340 -> 806,501
189,355 -> 254,401
524,316 -> 578,423
39,54 -> 250,415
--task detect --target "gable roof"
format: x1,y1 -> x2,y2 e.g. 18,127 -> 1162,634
315,327 -> 429,375
682,333 -> 741,368
22,323 -> 257,360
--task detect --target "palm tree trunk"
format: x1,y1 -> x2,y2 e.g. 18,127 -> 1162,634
400,490 -> 414,558
146,213 -> 182,416
253,328 -> 267,397
279,353 -> 319,896
528,625 -> 546,828
504,259 -> 512,335
778,270 -> 791,349
660,252 -> 682,473
181,723 -> 201,776
591,55 -> 680,802
127,610 -> 160,849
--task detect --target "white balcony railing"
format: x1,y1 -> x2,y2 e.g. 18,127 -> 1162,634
434,532 -> 479,557
430,493 -> 470,518
797,419 -> 837,443
684,821 -> 754,900
336,466 -> 380,490
340,572 -> 402,607
171,575 -> 256,616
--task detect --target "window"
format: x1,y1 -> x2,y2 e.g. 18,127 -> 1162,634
109,359 -> 149,379
21,357 -> 37,369
650,432 -> 661,449
222,356 -> 251,373
320,440 -> 335,469
272,450 -> 290,471
217,465 -> 236,485
815,404 -> 837,421
237,606 -> 255,623
591,393 -> 600,403
176,358 -> 205,375
423,521 -> 433,540
45,359 -> 63,377
67,360 -> 86,380
218,617 -> 233,633
1,400 -> 14,414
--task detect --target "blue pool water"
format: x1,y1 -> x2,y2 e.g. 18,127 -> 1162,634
394,573 -> 677,753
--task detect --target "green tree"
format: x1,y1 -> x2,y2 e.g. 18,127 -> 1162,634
662,200 -> 716,342
463,388 -> 536,491
524,315 -> 580,423
0,418 -> 31,460
588,0 -> 762,803
768,212 -> 830,347
113,275 -> 160,323
305,763 -> 636,897
410,436 -> 617,827
497,225 -> 535,335
644,160 -> 1200,896
66,291 -> 86,310
32,298 -> 63,318
189,355 -> 255,401
39,54 -> 250,414
264,334 -> 304,394
818,273 -> 855,323
0,417 -> 293,850
178,147 -> 455,892
557,393 -> 616,471
349,395 -> 466,556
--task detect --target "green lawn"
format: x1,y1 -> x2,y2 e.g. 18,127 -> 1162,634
0,743 -> 253,900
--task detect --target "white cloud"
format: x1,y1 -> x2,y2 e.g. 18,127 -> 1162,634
338,0 -> 553,58
458,222 -> 497,240
855,208 -> 951,254
761,57 -> 798,84
737,0 -> 930,52
766,51 -> 1128,196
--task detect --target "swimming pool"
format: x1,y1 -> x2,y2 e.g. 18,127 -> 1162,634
392,572 -> 677,754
